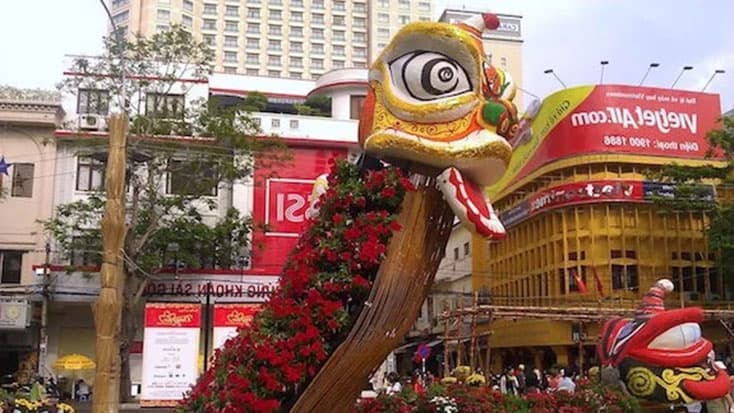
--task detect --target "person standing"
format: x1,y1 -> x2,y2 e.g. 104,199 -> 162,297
516,364 -> 527,394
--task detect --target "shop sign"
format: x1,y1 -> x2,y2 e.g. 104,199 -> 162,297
212,303 -> 260,350
488,85 -> 722,198
141,303 -> 202,407
0,300 -> 29,330
142,274 -> 279,303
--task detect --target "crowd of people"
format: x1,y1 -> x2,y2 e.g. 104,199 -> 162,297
492,364 -> 578,395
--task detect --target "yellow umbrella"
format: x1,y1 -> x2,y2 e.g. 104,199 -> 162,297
54,354 -> 96,371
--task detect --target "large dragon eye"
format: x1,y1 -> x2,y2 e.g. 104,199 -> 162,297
388,51 -> 472,102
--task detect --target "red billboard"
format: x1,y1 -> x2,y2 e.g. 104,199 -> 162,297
489,85 -> 723,197
250,147 -> 346,274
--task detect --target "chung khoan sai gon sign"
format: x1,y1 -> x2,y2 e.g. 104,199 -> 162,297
488,84 -> 723,198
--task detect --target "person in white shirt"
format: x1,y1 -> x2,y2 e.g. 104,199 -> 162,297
386,372 -> 402,395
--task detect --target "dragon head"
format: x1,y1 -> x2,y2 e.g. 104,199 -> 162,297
358,13 -> 519,187
598,279 -> 730,404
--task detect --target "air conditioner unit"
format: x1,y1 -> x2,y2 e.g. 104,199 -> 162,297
78,114 -> 108,131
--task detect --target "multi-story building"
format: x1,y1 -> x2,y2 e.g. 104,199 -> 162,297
473,84 -> 733,372
0,86 -> 64,382
31,67 -> 365,397
107,0 -> 434,80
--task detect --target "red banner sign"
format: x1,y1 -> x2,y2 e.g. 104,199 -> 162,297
144,302 -> 201,328
213,304 -> 260,327
528,180 -> 643,214
251,147 -> 346,273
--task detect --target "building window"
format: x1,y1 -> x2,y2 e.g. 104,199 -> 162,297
612,265 -> 639,291
269,0 -> 282,5
333,45 -> 345,55
271,118 -> 280,128
291,11 -> 303,21
291,0 -> 303,6
269,25 -> 281,35
246,53 -> 259,64
464,242 -> 470,256
268,55 -> 281,66
182,0 -> 193,11
377,13 -> 389,24
111,0 -> 129,7
419,16 -> 430,22
333,0 -> 345,11
223,66 -> 237,74
246,68 -> 260,75
182,14 -> 192,27
203,34 -> 215,46
377,0 -> 388,6
353,17 -> 366,27
333,31 -> 345,42
500,57 -> 507,68
247,7 -> 259,18
354,47 -> 366,57
167,160 -> 218,196
377,28 -> 389,39
312,28 -> 324,39
246,38 -> 259,48
353,32 -> 366,43
289,72 -> 302,79
224,36 -> 238,48
312,0 -> 323,9
354,2 -> 366,13
203,3 -> 217,14
113,10 -> 129,25
453,247 -> 459,260
268,39 -> 281,51
350,95 -> 365,120
289,119 -> 299,128
156,24 -> 170,32
202,19 -> 216,30
270,9 -> 282,20
418,1 -> 430,11
290,41 -> 303,52
268,70 -> 280,77
156,9 -> 170,20
225,5 -> 238,17
76,156 -> 105,192
311,58 -> 323,69
311,43 -> 324,54
145,93 -> 184,118
312,13 -> 324,24
0,251 -> 23,284
225,21 -> 239,32
247,23 -> 260,34
398,15 -> 410,24
11,163 -> 34,198
77,89 -> 110,115
289,57 -> 302,67
224,51 -> 237,63
290,26 -> 303,37
332,60 -> 344,69
332,15 -> 345,26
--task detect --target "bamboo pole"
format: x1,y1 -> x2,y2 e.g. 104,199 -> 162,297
468,292 -> 479,371
93,114 -> 128,413
291,177 -> 454,413
456,295 -> 464,367
443,300 -> 450,378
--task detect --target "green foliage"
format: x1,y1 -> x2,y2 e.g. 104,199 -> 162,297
242,91 -> 269,112
650,115 -> 734,284
295,94 -> 331,117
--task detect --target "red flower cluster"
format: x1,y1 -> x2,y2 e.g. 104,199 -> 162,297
179,161 -> 414,413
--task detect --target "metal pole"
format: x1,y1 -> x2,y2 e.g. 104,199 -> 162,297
38,242 -> 51,376
203,282 -> 212,372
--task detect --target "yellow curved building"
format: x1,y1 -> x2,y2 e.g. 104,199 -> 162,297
472,84 -> 731,371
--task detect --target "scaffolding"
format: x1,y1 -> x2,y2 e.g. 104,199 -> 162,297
439,294 -> 734,375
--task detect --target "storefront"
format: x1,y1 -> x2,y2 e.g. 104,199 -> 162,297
473,84 -> 731,370
0,299 -> 36,382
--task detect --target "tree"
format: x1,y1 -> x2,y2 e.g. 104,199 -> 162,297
47,25 -> 287,404
295,94 -> 331,117
649,115 -> 734,291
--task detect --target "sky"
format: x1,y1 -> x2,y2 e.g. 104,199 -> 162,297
1,0 -> 732,111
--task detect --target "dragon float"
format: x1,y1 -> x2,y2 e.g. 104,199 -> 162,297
182,11 -> 730,413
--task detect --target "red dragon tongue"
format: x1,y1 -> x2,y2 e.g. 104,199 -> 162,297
682,367 -> 731,401
437,167 -> 506,240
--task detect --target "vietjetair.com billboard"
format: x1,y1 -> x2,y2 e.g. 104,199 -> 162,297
488,85 -> 722,198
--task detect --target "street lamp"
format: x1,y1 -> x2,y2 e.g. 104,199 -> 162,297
702,69 -> 726,91
599,61 -> 609,84
639,62 -> 660,86
671,65 -> 693,89
544,69 -> 567,89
